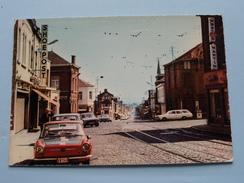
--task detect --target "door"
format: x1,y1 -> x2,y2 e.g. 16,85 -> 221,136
15,98 -> 25,133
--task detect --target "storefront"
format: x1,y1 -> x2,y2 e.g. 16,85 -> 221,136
204,70 -> 230,126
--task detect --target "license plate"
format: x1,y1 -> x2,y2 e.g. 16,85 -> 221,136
57,157 -> 69,163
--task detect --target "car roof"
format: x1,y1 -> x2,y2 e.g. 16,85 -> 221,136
53,113 -> 81,116
44,120 -> 83,125
169,109 -> 189,111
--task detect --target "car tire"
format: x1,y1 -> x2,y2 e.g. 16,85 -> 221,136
162,117 -> 167,121
82,159 -> 90,165
182,116 -> 187,120
95,123 -> 99,127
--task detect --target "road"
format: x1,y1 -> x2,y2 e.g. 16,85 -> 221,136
85,116 -> 233,166
9,115 -> 233,166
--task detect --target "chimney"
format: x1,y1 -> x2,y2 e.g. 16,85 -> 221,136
71,55 -> 76,64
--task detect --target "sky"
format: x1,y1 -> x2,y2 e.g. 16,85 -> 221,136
36,15 -> 202,104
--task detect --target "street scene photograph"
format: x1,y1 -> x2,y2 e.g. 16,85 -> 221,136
9,15 -> 233,166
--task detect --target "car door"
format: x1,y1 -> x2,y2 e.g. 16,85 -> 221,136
168,111 -> 176,119
176,111 -> 183,119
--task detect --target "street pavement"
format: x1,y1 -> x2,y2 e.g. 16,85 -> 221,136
8,119 -> 231,166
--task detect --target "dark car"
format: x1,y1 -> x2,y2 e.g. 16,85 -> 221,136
99,114 -> 112,122
34,121 -> 92,165
81,113 -> 99,127
52,113 -> 83,125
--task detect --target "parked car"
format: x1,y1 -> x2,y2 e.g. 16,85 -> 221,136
80,113 -> 100,127
34,121 -> 92,165
99,114 -> 112,122
156,109 -> 193,121
52,113 -> 83,124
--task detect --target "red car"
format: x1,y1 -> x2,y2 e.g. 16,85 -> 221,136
34,121 -> 92,165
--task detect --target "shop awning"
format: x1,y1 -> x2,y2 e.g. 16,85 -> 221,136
32,89 -> 59,106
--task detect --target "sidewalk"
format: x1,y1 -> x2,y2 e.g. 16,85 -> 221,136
192,124 -> 231,135
9,129 -> 40,166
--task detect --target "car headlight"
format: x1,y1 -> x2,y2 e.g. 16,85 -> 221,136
35,145 -> 44,154
82,143 -> 91,152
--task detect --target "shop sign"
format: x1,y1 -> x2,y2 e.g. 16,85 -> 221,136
208,17 -> 216,43
210,43 -> 218,70
41,25 -> 48,79
204,70 -> 227,86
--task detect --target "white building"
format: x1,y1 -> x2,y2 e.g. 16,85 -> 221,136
11,19 -> 59,133
78,79 -> 95,113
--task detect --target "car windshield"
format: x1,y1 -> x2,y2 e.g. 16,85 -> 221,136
41,123 -> 84,137
81,113 -> 95,118
52,115 -> 79,121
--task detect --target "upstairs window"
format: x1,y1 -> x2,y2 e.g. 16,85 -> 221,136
184,61 -> 191,69
78,92 -> 82,100
89,91 -> 92,100
51,76 -> 60,89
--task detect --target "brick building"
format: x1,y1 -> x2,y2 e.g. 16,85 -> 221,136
200,15 -> 230,126
164,43 -> 207,118
94,89 -> 116,119
48,51 -> 80,113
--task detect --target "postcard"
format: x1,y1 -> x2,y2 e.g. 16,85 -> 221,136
9,15 -> 233,166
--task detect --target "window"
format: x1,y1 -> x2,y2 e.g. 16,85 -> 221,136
184,61 -> 191,69
89,91 -> 92,100
78,92 -> 82,100
22,33 -> 27,65
51,76 -> 60,89
17,29 -> 21,62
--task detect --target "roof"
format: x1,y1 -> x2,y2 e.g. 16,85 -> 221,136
78,79 -> 94,87
164,43 -> 203,66
48,51 -> 70,65
98,89 -> 114,99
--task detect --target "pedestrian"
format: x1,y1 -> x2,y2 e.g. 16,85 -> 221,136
39,108 -> 53,132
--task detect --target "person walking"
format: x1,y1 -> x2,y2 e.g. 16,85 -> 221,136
39,108 -> 53,132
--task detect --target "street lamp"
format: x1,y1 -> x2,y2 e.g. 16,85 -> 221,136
96,76 -> 104,96
48,39 -> 59,45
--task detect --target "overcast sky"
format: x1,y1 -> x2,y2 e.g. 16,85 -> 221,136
36,15 -> 202,104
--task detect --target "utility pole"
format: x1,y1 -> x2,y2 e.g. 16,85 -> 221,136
170,46 -> 175,60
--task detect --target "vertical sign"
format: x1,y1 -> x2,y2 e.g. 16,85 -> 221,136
41,25 -> 48,79
210,43 -> 218,70
208,17 -> 216,43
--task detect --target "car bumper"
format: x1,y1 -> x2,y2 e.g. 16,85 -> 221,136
84,121 -> 99,125
34,154 -> 92,162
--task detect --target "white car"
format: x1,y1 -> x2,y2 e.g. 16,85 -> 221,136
156,109 -> 193,121
52,113 -> 83,124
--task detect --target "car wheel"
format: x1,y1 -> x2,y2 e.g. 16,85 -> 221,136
182,116 -> 187,120
95,123 -> 99,127
162,117 -> 167,121
82,159 -> 90,165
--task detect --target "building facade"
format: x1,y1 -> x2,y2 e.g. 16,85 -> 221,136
164,43 -> 207,118
200,15 -> 230,126
49,51 -> 80,113
78,79 -> 95,113
94,89 -> 116,119
155,60 -> 166,115
11,19 -> 59,133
